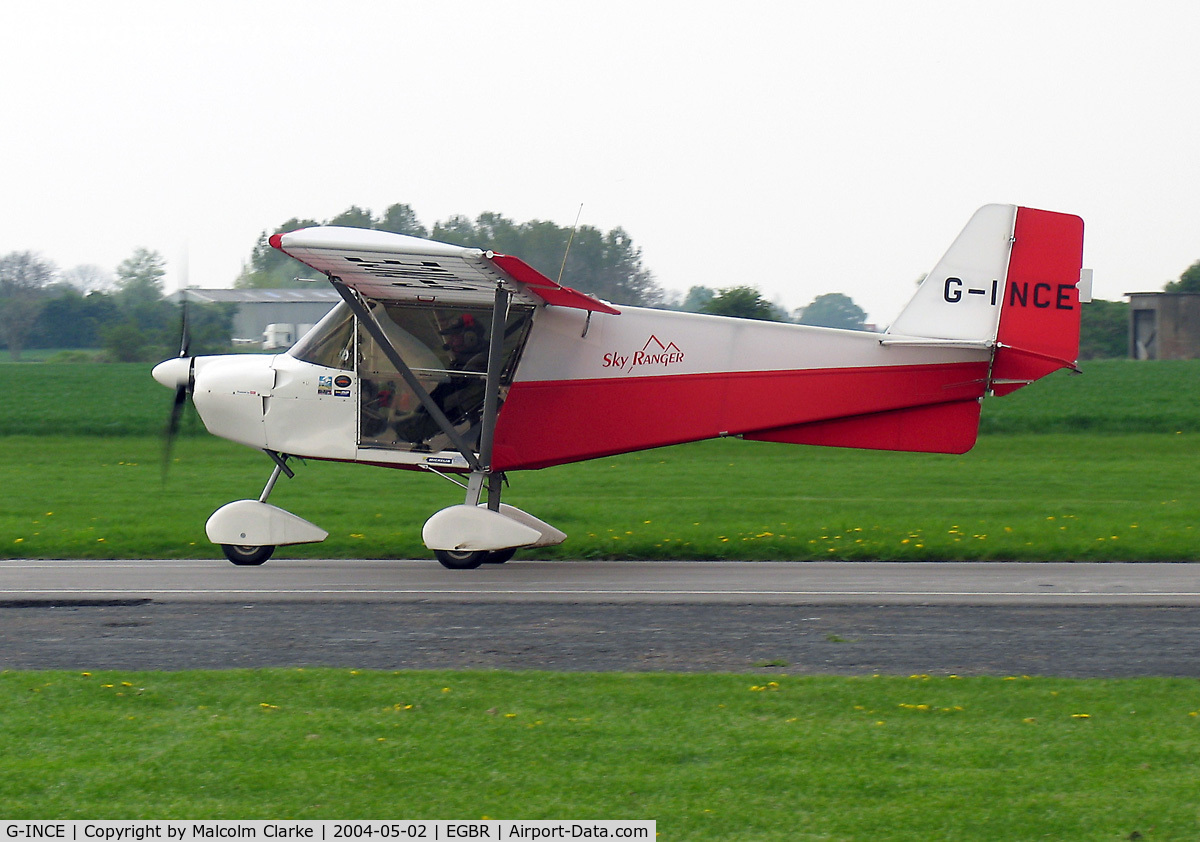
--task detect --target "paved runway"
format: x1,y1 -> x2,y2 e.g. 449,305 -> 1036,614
2,560 -> 1200,676
4,558 -> 1200,604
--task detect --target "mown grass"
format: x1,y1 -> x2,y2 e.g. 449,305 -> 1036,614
0,362 -> 181,436
1,358 -> 1198,437
2,669 -> 1200,839
0,433 -> 1196,560
979,359 -> 1200,434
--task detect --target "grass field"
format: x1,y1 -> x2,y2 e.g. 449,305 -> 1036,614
3,669 -> 1200,840
1,433 -> 1196,560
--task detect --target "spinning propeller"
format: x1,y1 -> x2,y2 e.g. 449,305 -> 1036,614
153,293 -> 195,481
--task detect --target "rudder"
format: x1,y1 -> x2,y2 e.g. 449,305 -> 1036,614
990,207 -> 1086,395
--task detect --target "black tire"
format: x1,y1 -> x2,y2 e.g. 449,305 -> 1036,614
482,548 -> 517,564
434,549 -> 487,570
221,544 -> 275,566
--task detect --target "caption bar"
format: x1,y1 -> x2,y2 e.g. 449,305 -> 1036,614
1,822 -> 654,841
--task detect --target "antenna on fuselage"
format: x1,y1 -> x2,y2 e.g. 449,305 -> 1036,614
556,203 -> 584,285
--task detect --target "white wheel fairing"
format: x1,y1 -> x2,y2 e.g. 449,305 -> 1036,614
205,500 -> 328,548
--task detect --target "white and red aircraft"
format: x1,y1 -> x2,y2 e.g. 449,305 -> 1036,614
153,204 -> 1087,568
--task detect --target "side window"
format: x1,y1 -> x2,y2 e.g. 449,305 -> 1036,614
289,302 -> 355,370
358,302 -> 534,450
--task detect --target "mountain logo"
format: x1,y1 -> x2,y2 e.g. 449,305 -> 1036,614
601,335 -> 685,373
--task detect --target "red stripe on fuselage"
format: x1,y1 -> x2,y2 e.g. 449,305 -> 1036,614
491,360 -> 990,470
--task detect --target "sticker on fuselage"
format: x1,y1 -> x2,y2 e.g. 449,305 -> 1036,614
317,375 -> 333,396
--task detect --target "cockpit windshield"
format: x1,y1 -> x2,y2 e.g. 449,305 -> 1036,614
290,302 -> 355,370
359,301 -> 534,451
289,298 -> 535,452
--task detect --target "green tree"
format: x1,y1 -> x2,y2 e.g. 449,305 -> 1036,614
327,205 -> 376,229
114,248 -> 166,307
376,203 -> 427,237
700,286 -> 783,321
235,217 -> 321,288
680,286 -> 715,312
0,251 -> 57,360
1078,298 -> 1129,360
427,213 -> 661,306
430,214 -> 478,245
100,319 -> 149,362
31,287 -> 119,349
1164,259 -> 1200,292
110,248 -> 181,358
797,292 -> 868,330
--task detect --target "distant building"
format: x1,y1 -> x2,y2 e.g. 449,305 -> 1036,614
167,288 -> 341,348
1127,292 -> 1200,359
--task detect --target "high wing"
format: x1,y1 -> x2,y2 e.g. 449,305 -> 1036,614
270,226 -> 620,315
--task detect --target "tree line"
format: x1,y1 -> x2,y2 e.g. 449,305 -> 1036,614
239,203 -> 872,328
5,202 -> 1192,362
0,249 -> 231,362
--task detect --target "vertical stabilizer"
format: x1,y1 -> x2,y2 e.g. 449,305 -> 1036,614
887,203 -> 1017,342
887,204 -> 1085,395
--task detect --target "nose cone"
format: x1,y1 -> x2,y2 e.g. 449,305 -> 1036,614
152,357 -> 191,389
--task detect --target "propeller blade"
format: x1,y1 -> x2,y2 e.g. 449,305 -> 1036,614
161,358 -> 194,484
178,293 -> 191,358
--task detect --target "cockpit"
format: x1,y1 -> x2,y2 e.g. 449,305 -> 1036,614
290,300 -> 534,453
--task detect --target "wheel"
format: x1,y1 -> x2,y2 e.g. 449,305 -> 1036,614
434,549 -> 487,570
482,548 -> 517,564
221,544 -> 275,566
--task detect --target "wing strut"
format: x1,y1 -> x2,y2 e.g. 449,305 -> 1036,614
331,279 -> 482,473
477,283 -> 511,511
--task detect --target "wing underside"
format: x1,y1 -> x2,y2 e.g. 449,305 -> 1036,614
270,227 -> 619,315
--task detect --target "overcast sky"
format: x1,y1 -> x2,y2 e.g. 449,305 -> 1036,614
3,1 -> 1198,322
